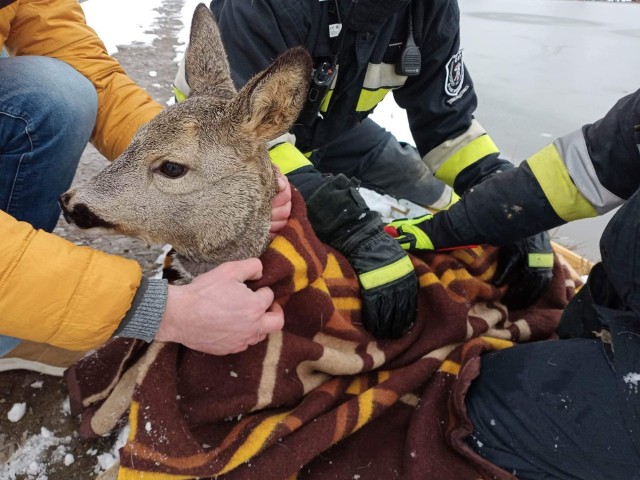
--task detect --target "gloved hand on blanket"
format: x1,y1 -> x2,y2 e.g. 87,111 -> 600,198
492,231 -> 553,309
305,174 -> 418,339
386,213 -> 553,309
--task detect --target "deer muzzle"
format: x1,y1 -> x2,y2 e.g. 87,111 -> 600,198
59,192 -> 116,230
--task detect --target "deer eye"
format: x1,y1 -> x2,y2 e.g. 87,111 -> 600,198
156,161 -> 188,179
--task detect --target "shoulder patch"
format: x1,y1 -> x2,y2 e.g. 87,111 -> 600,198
444,49 -> 465,97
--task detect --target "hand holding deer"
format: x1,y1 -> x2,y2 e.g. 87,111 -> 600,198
270,165 -> 292,239
156,258 -> 284,355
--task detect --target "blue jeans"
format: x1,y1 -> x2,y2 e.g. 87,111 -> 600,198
0,56 -> 98,355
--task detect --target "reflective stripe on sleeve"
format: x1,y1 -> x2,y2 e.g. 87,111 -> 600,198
358,255 -> 414,290
320,89 -> 334,113
173,54 -> 190,102
362,63 -> 407,90
269,143 -> 313,175
422,119 -> 487,174
173,85 -> 188,103
527,144 -> 598,222
355,63 -> 407,112
435,134 -> 500,186
356,88 -> 391,112
554,129 -> 624,215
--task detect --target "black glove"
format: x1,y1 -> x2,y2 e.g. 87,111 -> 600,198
493,231 -> 554,310
305,174 -> 418,338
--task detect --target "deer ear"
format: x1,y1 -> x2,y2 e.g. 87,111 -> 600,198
230,47 -> 312,142
185,3 -> 236,98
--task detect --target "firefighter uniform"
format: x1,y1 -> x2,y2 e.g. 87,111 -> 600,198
446,89 -> 640,478
206,0 -> 510,203
171,0 -> 552,337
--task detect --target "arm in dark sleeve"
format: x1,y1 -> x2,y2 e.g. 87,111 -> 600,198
424,89 -> 640,248
212,1 -> 344,226
211,0 -> 309,87
393,0 -> 512,195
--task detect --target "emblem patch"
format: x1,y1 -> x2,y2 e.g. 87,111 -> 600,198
444,49 -> 465,97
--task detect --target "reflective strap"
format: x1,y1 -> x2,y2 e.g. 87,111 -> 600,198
173,54 -> 191,100
358,255 -> 414,290
269,143 -> 312,175
528,253 -> 554,268
267,132 -> 297,150
429,187 -> 460,211
435,134 -> 500,186
173,85 -> 188,103
320,89 -> 334,113
356,88 -> 390,112
423,119 -> 487,174
554,130 -> 623,214
527,144 -> 598,222
362,63 -> 408,90
444,190 -> 461,209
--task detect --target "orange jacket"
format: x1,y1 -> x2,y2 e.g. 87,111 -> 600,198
0,0 -> 164,350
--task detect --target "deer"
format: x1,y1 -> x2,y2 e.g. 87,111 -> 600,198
60,3 -> 312,284
59,5 -> 311,479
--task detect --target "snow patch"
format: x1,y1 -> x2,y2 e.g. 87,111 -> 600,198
623,372 -> 640,393
0,428 -> 71,479
7,403 -> 26,423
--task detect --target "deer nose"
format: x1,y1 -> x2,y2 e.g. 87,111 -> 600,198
59,191 -> 74,207
58,193 -> 114,230
58,192 -> 75,225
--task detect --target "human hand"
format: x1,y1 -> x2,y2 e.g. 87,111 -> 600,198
270,165 -> 292,238
155,258 -> 284,354
493,231 -> 554,310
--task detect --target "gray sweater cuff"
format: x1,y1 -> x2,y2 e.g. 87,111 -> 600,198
114,277 -> 168,343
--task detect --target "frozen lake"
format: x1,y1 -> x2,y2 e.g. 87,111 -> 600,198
374,0 -> 640,261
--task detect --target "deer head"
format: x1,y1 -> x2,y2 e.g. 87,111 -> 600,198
60,4 -> 311,272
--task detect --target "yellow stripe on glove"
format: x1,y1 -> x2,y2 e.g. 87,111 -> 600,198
385,214 -> 435,251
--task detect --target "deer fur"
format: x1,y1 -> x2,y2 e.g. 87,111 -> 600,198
60,4 -> 312,282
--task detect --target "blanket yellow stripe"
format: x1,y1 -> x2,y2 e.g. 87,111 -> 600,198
324,253 -> 344,279
118,467 -> 193,480
128,401 -> 140,441
346,377 -> 362,395
438,360 -> 461,375
419,272 -> 440,287
219,412 -> 289,475
481,336 -> 515,350
441,268 -> 473,287
270,236 -> 308,292
310,277 -> 330,295
355,389 -> 375,431
333,297 -> 361,310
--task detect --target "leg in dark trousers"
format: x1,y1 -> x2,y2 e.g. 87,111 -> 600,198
466,186 -> 640,479
466,339 -> 640,480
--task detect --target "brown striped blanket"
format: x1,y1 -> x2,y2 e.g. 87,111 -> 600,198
65,190 -> 576,480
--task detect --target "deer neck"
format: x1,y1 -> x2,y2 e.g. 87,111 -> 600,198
168,253 -> 219,285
